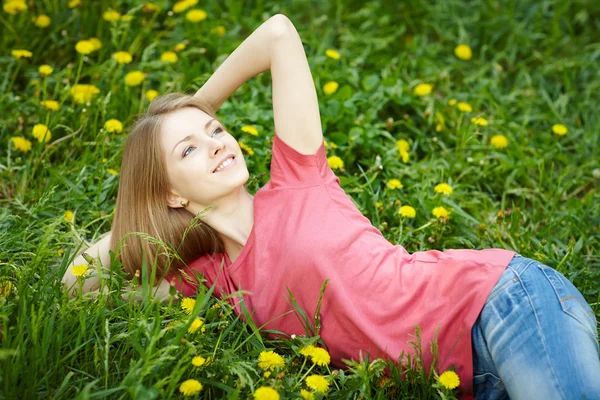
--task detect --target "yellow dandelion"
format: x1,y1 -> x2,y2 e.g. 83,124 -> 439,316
186,9 -> 207,22
300,389 -> 315,400
63,210 -> 74,223
211,25 -> 226,37
323,81 -> 339,95
57,248 -> 65,256
104,119 -> 123,134
457,102 -> 472,112
438,370 -> 460,390
396,139 -> 410,163
35,15 -> 51,28
309,347 -> 330,367
75,40 -> 94,55
434,183 -> 452,195
327,155 -> 344,170
399,205 -> 416,218
11,49 -> 33,60
103,9 -> 121,22
386,179 -> 403,190
325,49 -> 341,60
191,355 -> 206,367
300,345 -> 316,357
40,99 -> 59,111
112,51 -> 133,64
448,98 -> 457,106
173,0 -> 193,13
10,137 -> 32,153
552,124 -> 568,136
72,264 -> 89,277
490,134 -> 508,149
432,206 -> 450,219
124,71 -> 145,86
32,124 -> 52,143
174,42 -> 186,52
263,371 -> 271,378
181,297 -> 196,314
239,141 -> 255,156
161,51 -> 178,63
258,350 -> 285,371
375,201 -> 383,210
414,83 -> 432,96
305,375 -> 329,393
68,0 -> 81,8
454,44 -> 472,60
253,387 -> 279,400
143,3 -> 160,13
146,89 -> 158,102
241,125 -> 258,136
38,65 -> 53,76
435,111 -> 445,132
70,84 -> 100,104
179,379 -> 203,396
88,38 -> 102,51
471,116 -> 488,126
121,14 -> 133,22
188,318 -> 206,334
3,1 -> 27,15
107,168 -> 119,176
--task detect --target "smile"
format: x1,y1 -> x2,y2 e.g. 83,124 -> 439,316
213,156 -> 235,173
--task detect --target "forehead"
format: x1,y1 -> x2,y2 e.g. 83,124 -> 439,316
161,107 -> 213,144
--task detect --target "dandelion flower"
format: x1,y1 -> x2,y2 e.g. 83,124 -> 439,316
186,9 -> 207,22
107,168 -> 119,176
11,49 -> 32,60
35,15 -> 51,28
327,156 -> 344,170
399,205 -> 416,218
192,355 -> 206,367
253,387 -> 280,400
300,345 -> 316,357
75,40 -> 94,55
38,65 -> 53,76
439,370 -> 460,390
70,84 -> 100,104
88,38 -> 102,51
104,119 -> 123,133
174,42 -> 187,52
305,375 -> 329,393
454,44 -> 472,60
161,51 -> 178,63
396,139 -> 410,163
72,264 -> 89,277
32,124 -> 52,143
241,125 -> 258,136
325,49 -> 341,60
490,134 -> 508,149
143,3 -> 160,13
173,0 -> 193,13
68,0 -> 81,8
323,81 -> 339,95
103,9 -> 121,22
435,111 -> 445,132
124,71 -> 145,86
10,137 -> 32,153
239,141 -> 255,156
121,14 -> 133,22
146,89 -> 158,102
179,379 -> 203,396
432,206 -> 450,219
181,297 -> 196,314
112,51 -> 133,64
457,102 -> 472,112
188,318 -> 206,334
414,83 -> 432,96
64,210 -> 74,223
434,183 -> 452,195
309,347 -> 330,367
258,350 -> 285,371
300,389 -> 315,400
471,117 -> 488,126
3,1 -> 27,15
387,179 -> 403,190
448,98 -> 457,106
552,124 -> 568,136
211,25 -> 226,37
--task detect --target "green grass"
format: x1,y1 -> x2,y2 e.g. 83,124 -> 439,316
1,0 -> 599,398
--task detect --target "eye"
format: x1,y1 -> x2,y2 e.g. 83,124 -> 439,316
182,146 -> 195,158
181,128 -> 224,158
211,127 -> 223,137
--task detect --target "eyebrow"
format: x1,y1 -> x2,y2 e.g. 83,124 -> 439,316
171,118 -> 216,155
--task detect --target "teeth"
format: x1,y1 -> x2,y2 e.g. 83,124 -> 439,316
215,157 -> 233,172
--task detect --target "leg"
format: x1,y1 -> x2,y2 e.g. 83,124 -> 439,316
472,254 -> 600,400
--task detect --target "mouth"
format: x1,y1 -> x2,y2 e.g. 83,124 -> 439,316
212,155 -> 236,173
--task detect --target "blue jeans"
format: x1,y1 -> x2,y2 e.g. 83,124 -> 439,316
471,254 -> 600,399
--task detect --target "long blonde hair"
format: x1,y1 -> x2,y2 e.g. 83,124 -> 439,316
110,92 -> 226,281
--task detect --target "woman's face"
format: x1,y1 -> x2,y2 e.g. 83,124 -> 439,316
160,107 -> 249,209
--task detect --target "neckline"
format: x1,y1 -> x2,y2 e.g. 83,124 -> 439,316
222,201 -> 258,273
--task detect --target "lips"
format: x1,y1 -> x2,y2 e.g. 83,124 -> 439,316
213,154 -> 235,173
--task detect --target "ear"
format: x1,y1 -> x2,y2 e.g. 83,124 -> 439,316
166,191 -> 186,209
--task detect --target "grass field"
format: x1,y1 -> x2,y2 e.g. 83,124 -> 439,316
1,0 -> 599,398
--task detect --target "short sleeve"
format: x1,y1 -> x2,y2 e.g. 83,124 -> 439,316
269,130 -> 339,189
165,253 -> 228,298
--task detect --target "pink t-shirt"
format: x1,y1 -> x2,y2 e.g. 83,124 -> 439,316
166,131 -> 517,399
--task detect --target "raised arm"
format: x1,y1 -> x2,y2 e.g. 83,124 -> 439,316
194,14 -> 323,155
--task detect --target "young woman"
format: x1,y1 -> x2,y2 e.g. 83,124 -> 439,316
62,14 -> 600,400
